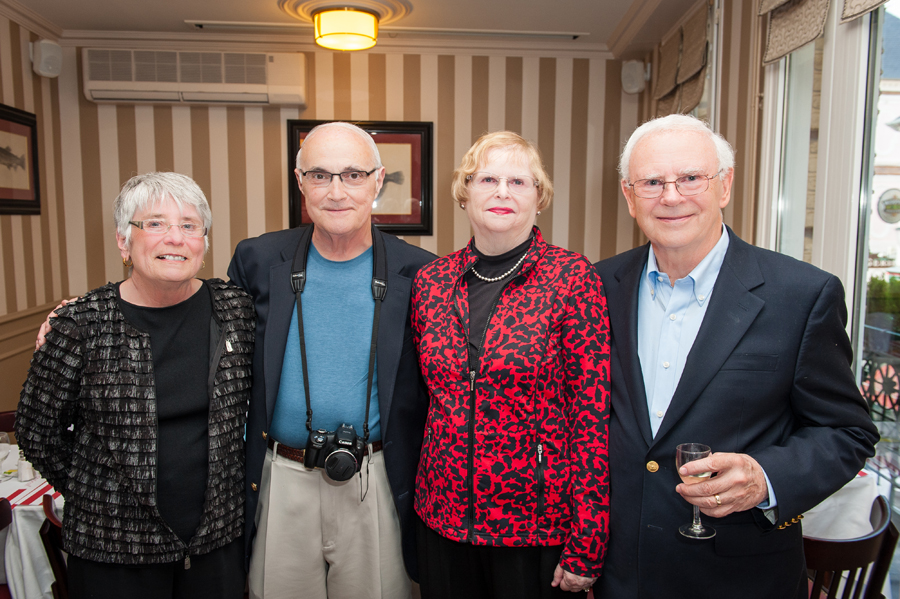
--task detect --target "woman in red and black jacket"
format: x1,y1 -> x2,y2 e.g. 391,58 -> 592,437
411,131 -> 610,598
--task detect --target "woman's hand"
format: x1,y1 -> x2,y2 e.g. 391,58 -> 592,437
35,298 -> 75,350
551,565 -> 596,593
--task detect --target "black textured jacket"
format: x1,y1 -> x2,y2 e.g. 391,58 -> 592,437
16,279 -> 255,566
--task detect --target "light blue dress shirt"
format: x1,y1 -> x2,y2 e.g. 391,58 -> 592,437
637,225 -> 776,508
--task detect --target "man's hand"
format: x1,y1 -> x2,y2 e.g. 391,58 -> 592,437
551,564 -> 597,593
35,298 -> 76,350
676,452 -> 768,517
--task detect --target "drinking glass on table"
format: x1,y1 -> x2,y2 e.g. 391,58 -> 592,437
676,442 -> 716,539
0,432 -> 10,464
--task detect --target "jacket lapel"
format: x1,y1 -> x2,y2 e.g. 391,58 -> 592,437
377,266 -> 412,439
263,240 -> 302,423
609,245 -> 655,447
651,230 -> 765,445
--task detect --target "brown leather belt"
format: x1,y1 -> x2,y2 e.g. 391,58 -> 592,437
267,436 -> 383,464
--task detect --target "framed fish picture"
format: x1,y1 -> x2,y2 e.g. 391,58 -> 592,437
288,120 -> 433,236
0,104 -> 40,215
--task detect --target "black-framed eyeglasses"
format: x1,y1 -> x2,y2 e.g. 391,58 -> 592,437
300,168 -> 378,188
129,219 -> 207,237
628,172 -> 721,199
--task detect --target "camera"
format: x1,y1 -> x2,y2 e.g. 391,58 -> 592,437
304,423 -> 366,482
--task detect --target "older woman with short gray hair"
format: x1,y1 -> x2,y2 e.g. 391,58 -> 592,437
17,172 -> 255,599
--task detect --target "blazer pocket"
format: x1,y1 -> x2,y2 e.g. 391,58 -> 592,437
713,520 -> 800,556
720,353 -> 778,371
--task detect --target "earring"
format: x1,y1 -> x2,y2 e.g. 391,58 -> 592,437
460,203 -> 466,210
123,258 -> 132,267
537,211 -> 542,216
202,261 -> 206,269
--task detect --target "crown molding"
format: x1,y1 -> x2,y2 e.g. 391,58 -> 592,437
606,0 -> 663,58
57,29 -> 612,58
0,0 -> 63,39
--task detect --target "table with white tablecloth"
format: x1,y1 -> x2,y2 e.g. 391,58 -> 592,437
803,470 -> 880,539
0,447 -> 62,599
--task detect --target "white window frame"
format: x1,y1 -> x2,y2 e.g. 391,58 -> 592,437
757,7 -> 873,328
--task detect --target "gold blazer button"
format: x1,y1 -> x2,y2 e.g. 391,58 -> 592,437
251,483 -> 258,491
262,431 -> 268,440
646,461 -> 659,473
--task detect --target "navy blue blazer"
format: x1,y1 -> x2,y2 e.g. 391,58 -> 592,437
228,226 -> 435,580
593,227 -> 878,599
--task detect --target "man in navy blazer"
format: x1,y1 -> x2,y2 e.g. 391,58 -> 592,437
229,122 -> 434,599
592,114 -> 877,598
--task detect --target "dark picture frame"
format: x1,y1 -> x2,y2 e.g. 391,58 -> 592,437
288,120 -> 433,235
0,104 -> 40,215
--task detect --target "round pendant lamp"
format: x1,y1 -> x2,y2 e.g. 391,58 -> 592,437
313,8 -> 379,51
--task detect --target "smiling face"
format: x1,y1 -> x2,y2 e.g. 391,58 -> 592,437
622,129 -> 733,277
117,197 -> 206,290
465,148 -> 539,255
295,127 -> 385,252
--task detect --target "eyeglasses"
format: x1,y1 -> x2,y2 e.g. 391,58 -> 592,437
466,172 -> 539,195
300,168 -> 378,188
129,219 -> 207,237
628,172 -> 721,199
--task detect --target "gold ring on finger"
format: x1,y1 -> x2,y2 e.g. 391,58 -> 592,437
714,493 -> 721,506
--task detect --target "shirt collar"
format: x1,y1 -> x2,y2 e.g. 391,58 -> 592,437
645,224 -> 730,306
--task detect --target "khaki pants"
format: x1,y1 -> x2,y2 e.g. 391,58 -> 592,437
248,443 -> 411,599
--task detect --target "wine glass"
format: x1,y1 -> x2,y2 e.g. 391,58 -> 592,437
675,442 -> 716,539
0,432 -> 10,468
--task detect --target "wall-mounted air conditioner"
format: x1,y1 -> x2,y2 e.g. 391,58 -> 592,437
82,49 -> 306,106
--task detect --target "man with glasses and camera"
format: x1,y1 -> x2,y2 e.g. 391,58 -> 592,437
592,114 -> 877,598
228,122 -> 434,599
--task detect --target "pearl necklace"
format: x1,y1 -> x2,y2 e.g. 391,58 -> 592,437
470,250 -> 527,283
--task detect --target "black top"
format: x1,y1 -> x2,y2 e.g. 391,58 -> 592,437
465,236 -> 532,368
118,282 -> 212,544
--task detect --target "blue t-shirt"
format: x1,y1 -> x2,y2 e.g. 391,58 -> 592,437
269,244 -> 380,448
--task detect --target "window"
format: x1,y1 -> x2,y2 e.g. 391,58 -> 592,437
857,2 -> 900,433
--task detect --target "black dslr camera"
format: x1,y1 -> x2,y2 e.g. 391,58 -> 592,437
304,423 -> 366,482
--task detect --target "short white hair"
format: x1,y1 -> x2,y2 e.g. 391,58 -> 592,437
618,114 -> 735,181
295,121 -> 383,171
114,172 -> 212,253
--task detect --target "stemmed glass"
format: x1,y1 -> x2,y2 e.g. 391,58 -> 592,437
675,442 -> 716,539
0,432 -> 10,478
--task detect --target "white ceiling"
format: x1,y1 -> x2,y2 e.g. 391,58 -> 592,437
14,0 -> 701,57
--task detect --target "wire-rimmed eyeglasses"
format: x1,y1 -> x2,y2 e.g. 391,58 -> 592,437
466,172 -> 539,195
628,172 -> 721,199
300,168 -> 378,188
129,219 -> 207,237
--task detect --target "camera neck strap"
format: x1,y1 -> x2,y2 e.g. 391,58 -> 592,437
290,224 -> 387,444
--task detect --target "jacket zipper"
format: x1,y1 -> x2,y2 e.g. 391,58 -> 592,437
536,442 -> 546,517
456,267 -> 517,542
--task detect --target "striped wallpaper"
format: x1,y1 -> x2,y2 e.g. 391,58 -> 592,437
0,36 -> 647,316
0,0 -> 762,409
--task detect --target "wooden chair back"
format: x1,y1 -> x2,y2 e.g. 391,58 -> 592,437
0,498 -> 11,599
0,411 -> 15,433
804,495 -> 899,599
0,497 -> 10,531
39,494 -> 67,599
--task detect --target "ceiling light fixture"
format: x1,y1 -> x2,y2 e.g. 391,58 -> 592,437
313,7 -> 378,51
279,0 -> 412,51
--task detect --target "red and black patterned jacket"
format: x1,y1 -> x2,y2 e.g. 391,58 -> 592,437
411,228 -> 610,577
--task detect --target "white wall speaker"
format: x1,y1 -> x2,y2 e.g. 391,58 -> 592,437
31,40 -> 62,78
621,60 -> 648,95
